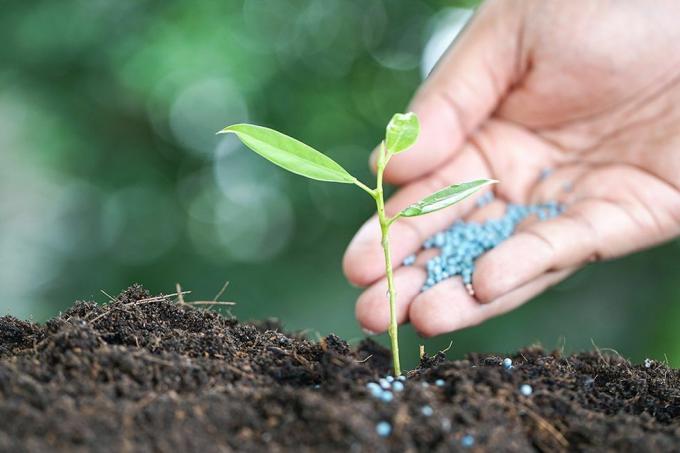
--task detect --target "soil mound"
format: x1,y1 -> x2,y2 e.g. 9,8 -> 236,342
1,285 -> 678,452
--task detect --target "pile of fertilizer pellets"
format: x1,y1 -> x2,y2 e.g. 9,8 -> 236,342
366,375 -> 406,404
403,192 -> 564,292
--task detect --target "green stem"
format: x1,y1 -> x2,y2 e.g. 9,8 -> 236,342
375,148 -> 401,376
353,178 -> 376,197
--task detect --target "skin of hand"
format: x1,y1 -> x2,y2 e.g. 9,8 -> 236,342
343,0 -> 680,337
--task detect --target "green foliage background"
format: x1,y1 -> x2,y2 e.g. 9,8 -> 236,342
1,0 -> 678,368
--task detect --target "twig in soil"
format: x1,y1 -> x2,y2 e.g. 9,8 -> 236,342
520,404 -> 569,449
439,340 -> 454,354
591,339 -> 625,364
176,281 -> 236,311
87,291 -> 192,324
292,351 -> 315,371
419,345 -> 425,360
662,354 -> 672,384
213,280 -> 230,301
591,339 -> 605,363
134,291 -> 191,305
88,306 -> 133,323
87,310 -> 111,324
176,283 -> 186,305
100,290 -> 116,302
355,354 -> 373,363
186,301 -> 235,306
599,347 -> 623,359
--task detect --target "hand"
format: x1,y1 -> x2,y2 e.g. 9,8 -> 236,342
343,0 -> 680,337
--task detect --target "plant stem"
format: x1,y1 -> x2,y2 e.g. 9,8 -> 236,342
353,178 -> 376,197
375,148 -> 401,376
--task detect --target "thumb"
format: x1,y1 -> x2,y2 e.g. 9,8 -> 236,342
377,0 -> 525,184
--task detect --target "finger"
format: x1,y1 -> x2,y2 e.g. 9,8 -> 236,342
472,196 -> 653,303
344,145 -> 491,287
355,266 -> 426,334
474,162 -> 680,303
373,1 -> 523,184
409,268 -> 574,337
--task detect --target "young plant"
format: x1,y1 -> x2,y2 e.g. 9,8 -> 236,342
218,113 -> 495,376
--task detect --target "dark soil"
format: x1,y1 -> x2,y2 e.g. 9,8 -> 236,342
1,285 -> 678,452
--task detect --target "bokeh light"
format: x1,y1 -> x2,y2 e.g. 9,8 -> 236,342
169,78 -> 249,156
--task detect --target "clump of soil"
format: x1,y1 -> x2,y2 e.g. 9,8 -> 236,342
0,285 -> 678,452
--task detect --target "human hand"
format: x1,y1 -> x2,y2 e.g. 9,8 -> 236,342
343,0 -> 680,336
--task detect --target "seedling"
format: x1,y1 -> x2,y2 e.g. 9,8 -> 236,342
218,112 -> 495,375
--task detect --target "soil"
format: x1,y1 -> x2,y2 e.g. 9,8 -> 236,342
0,285 -> 678,452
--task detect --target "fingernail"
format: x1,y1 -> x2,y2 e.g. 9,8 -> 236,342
362,328 -> 377,335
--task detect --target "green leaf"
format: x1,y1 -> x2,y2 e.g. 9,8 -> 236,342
218,124 -> 356,184
398,179 -> 497,217
385,112 -> 419,154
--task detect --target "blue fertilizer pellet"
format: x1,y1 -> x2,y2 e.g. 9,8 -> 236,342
376,421 -> 392,437
461,434 -> 475,448
435,379 -> 445,387
502,358 -> 513,369
379,378 -> 390,389
397,375 -> 406,382
421,405 -> 433,416
392,381 -> 404,392
386,375 -> 394,383
520,384 -> 533,396
367,383 -> 382,398
379,391 -> 394,403
402,254 -> 416,266
419,202 -> 564,292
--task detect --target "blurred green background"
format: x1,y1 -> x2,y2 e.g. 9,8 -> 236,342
1,0 -> 678,369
